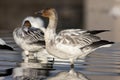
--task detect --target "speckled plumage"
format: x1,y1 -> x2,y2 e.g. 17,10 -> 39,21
40,8 -> 114,68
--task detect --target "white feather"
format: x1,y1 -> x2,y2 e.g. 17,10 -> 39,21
0,38 -> 6,45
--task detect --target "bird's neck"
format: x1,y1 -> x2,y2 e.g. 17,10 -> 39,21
45,14 -> 58,46
47,13 -> 58,29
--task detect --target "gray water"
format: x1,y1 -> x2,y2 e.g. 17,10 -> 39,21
0,30 -> 120,80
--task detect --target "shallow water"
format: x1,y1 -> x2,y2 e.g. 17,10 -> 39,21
0,31 -> 120,80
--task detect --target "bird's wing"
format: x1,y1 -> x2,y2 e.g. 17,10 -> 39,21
14,26 -> 45,48
55,29 -> 101,48
25,28 -> 45,45
87,30 -> 110,35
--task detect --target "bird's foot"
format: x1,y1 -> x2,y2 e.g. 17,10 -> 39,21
70,64 -> 74,69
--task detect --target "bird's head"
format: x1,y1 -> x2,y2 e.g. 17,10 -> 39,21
22,16 -> 45,33
36,8 -> 57,18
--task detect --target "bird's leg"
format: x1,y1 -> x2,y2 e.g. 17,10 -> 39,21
33,52 -> 39,62
71,64 -> 74,69
33,52 -> 37,60
70,59 -> 74,69
22,51 -> 29,63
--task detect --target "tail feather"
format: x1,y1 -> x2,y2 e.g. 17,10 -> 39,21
81,40 -> 114,52
87,30 -> 110,35
89,40 -> 114,48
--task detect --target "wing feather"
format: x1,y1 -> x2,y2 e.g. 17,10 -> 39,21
15,28 -> 45,45
55,29 -> 100,48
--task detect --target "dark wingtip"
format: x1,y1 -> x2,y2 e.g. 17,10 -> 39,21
98,40 -> 115,45
108,41 -> 115,44
81,40 -> 115,52
87,30 -> 110,35
5,45 -> 14,51
0,45 -> 14,51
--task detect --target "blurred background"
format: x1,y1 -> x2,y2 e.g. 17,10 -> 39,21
0,0 -> 119,42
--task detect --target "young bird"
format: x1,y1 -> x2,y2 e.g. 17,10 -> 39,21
37,8 -> 114,68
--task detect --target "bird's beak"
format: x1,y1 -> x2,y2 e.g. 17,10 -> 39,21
35,10 -> 45,17
35,10 -> 43,15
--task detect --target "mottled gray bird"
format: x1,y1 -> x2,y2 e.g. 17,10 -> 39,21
38,8 -> 114,68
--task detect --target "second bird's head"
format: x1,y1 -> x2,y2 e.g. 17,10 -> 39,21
21,16 -> 45,33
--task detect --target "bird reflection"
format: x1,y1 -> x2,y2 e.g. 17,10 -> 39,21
47,69 -> 89,80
